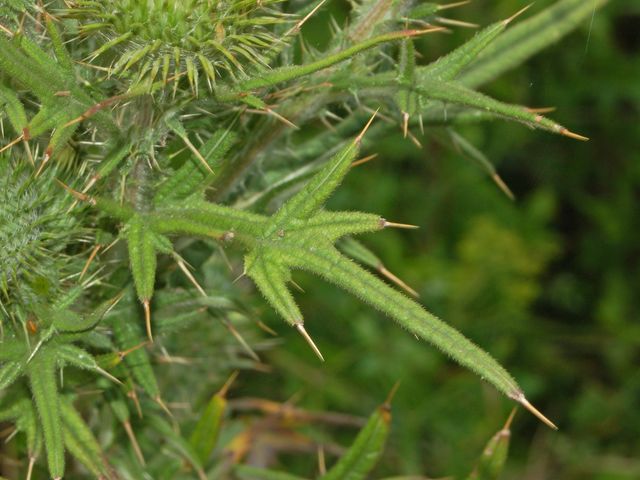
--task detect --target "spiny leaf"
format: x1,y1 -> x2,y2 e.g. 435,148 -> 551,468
125,215 -> 161,338
27,346 -> 65,479
0,83 -> 28,133
150,200 -> 267,241
282,244 -> 523,400
405,79 -> 587,140
0,361 -> 23,390
56,343 -> 121,384
396,38 -> 418,135
110,306 -> 160,400
0,35 -> 59,99
420,5 -> 531,82
224,29 -> 441,96
245,249 -> 302,326
60,397 -> 107,477
337,237 -> 418,297
45,15 -> 73,73
266,114 -> 375,231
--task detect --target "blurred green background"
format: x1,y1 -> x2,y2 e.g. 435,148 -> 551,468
228,1 -> 639,478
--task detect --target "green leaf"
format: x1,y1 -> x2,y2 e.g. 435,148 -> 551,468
126,215 -> 159,304
110,301 -> 160,399
27,346 -> 65,479
320,398 -> 391,480
245,249 -> 302,326
150,200 -> 266,242
60,397 -> 107,477
0,361 -> 23,390
224,30 -> 436,96
0,83 -> 28,133
420,9 -> 524,82
45,16 -> 73,72
414,79 -> 583,138
285,244 -> 522,399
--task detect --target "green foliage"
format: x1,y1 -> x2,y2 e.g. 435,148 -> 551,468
0,0 -> 614,478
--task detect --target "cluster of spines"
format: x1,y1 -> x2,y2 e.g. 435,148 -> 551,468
60,0 -> 288,92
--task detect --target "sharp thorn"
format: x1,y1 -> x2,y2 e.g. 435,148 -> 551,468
295,323 -> 324,362
224,319 -> 260,361
381,219 -> 420,229
155,395 -> 174,419
143,300 -> 153,343
504,407 -> 517,430
513,393 -> 558,430
504,3 -> 533,25
218,371 -> 239,397
26,456 -> 36,480
402,112 -> 409,138
123,420 -> 146,465
407,130 -> 423,148
128,389 -> 143,418
436,17 -> 479,29
560,128 -> 589,141
290,279 -> 305,293
438,0 -> 472,10
385,380 -> 401,405
284,0 -> 328,37
406,27 -> 448,37
0,22 -> 14,37
266,107 -> 300,130
232,271 -> 246,284
0,134 -> 23,154
181,134 -> 213,174
379,266 -> 419,297
256,320 -> 278,336
96,366 -> 123,385
491,173 -> 516,201
352,153 -> 378,167
119,341 -> 148,360
526,106 -> 556,114
79,244 -> 101,280
175,255 -> 207,297
355,108 -> 379,145
55,178 -> 92,203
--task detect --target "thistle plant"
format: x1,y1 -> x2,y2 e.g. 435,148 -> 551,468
0,0 -> 608,478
